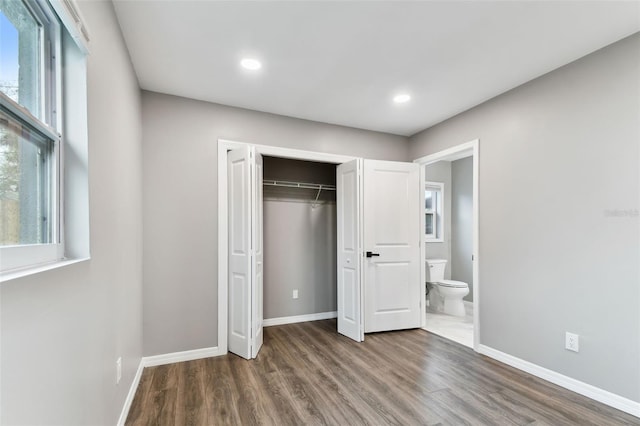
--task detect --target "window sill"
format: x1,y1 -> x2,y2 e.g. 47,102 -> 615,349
426,238 -> 445,243
0,257 -> 90,283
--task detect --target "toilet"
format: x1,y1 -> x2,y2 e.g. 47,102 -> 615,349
426,259 -> 469,317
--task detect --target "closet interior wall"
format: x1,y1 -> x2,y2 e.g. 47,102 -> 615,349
262,156 -> 338,320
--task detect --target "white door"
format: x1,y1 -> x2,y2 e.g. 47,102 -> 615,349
363,160 -> 422,332
227,146 -> 263,359
251,152 -> 264,358
336,159 -> 363,342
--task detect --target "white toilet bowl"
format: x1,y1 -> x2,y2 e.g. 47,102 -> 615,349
435,280 -> 469,317
426,259 -> 469,317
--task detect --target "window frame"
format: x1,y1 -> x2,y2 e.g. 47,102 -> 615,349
0,0 -> 63,273
425,181 -> 444,243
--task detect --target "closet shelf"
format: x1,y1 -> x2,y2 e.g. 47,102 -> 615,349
263,179 -> 336,191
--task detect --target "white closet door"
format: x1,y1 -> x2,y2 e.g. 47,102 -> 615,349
336,159 -> 363,342
251,152 -> 264,358
363,160 -> 421,333
227,146 -> 263,359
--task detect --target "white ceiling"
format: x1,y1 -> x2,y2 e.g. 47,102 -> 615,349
112,1 -> 640,136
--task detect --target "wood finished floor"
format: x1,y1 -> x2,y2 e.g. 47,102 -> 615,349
126,320 -> 639,426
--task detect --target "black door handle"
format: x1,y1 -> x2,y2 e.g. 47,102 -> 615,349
366,251 -> 380,258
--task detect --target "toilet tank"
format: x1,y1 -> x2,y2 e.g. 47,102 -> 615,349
426,259 -> 447,282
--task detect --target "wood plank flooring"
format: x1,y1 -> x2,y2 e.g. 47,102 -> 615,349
126,320 -> 639,425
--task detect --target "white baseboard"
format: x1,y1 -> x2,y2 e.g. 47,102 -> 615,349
263,311 -> 337,327
117,359 -> 144,426
478,345 -> 640,418
142,346 -> 224,367
117,346 -> 225,424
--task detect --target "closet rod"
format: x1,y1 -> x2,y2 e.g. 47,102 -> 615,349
263,179 -> 336,191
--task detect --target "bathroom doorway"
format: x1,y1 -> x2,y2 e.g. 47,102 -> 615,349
414,140 -> 479,350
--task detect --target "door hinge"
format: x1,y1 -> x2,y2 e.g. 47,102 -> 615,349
472,254 -> 475,261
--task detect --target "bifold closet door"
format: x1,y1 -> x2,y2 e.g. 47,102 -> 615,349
336,159 -> 363,342
228,146 -> 263,359
363,160 -> 422,333
251,152 -> 264,358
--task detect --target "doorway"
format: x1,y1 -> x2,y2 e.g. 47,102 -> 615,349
414,139 -> 480,351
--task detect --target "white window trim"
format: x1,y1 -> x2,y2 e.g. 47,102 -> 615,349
0,257 -> 88,282
48,0 -> 91,55
425,181 -> 444,243
1,244 -> 60,271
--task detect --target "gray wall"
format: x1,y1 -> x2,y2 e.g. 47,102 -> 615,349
425,161 -> 451,279
263,202 -> 337,318
0,2 -> 143,424
451,157 -> 473,301
141,91 -> 409,356
263,158 -> 337,319
409,34 -> 640,402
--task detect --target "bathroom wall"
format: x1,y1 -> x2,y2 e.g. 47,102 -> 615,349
450,157 -> 473,301
424,161 -> 452,279
263,157 -> 337,319
409,34 -> 640,402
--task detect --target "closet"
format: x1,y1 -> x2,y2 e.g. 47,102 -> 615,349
222,141 -> 423,360
262,156 -> 338,325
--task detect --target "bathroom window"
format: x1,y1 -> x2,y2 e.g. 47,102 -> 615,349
425,182 -> 443,242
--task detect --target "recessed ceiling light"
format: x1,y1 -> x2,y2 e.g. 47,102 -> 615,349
241,58 -> 262,70
393,94 -> 411,104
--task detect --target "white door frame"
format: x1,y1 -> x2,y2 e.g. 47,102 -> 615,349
413,139 -> 480,351
217,139 -> 356,354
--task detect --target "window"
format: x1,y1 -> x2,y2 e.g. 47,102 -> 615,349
1,0 -> 62,272
0,109 -> 55,245
425,181 -> 443,242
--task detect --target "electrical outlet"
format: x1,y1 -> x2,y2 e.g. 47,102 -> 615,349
565,332 -> 579,352
292,289 -> 299,299
116,357 -> 122,384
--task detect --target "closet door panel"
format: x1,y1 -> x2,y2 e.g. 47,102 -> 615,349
251,152 -> 264,358
337,159 -> 363,342
227,147 -> 252,359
